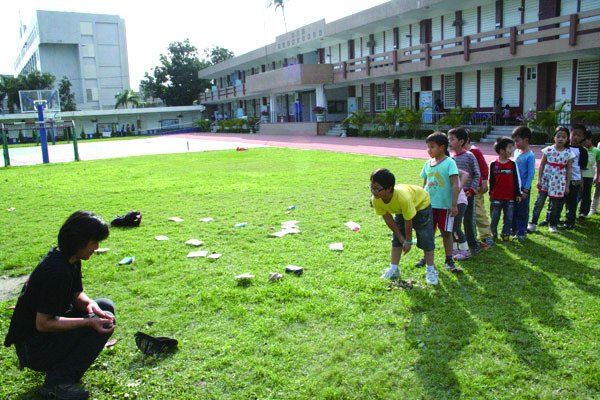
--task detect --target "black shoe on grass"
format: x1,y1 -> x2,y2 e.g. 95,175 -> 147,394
38,383 -> 89,400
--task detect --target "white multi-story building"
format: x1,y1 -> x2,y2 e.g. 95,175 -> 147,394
199,0 -> 600,134
15,10 -> 130,111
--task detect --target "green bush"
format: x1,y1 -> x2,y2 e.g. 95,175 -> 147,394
531,130 -> 549,145
195,119 -> 212,132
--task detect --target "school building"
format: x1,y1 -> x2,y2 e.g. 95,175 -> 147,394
198,0 -> 600,135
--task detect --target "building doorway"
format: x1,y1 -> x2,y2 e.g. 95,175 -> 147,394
523,65 -> 537,112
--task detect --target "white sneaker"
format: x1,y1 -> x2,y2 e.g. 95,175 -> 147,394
381,267 -> 400,280
425,267 -> 438,285
527,223 -> 536,233
548,225 -> 559,233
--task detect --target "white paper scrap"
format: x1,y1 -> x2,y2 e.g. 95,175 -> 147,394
7,207 -> 16,212
187,251 -> 208,258
185,239 -> 204,246
329,242 -> 344,251
168,217 -> 184,223
200,217 -> 214,222
282,220 -> 299,228
235,273 -> 254,279
94,248 -> 110,253
207,253 -> 222,260
344,221 -> 361,231
155,235 -> 169,241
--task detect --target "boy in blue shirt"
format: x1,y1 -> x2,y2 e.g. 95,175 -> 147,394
370,168 -> 438,285
511,126 -> 535,239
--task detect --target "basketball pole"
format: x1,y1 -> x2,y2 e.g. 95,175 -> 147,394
36,102 -> 50,164
1,127 -> 10,167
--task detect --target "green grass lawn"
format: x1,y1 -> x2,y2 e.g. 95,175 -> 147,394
0,148 -> 598,399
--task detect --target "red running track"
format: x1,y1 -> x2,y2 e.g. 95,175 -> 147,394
177,133 -> 544,166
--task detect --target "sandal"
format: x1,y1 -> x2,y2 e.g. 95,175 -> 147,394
134,331 -> 178,355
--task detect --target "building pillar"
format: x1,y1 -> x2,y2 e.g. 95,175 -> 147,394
269,93 -> 277,123
315,85 -> 327,109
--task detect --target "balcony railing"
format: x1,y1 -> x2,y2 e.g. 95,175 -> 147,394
333,9 -> 600,80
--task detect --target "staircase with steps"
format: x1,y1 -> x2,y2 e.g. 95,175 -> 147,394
480,125 -> 518,143
325,123 -> 347,137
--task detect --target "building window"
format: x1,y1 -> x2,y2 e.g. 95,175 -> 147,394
576,60 -> 599,106
86,88 -> 99,102
375,83 -> 386,111
443,74 -> 456,108
526,66 -> 537,81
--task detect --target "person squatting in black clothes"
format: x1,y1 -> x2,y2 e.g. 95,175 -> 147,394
4,211 -> 115,400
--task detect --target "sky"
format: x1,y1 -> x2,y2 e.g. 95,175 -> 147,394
0,0 -> 389,90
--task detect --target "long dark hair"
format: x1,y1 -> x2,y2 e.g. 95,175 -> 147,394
58,211 -> 109,258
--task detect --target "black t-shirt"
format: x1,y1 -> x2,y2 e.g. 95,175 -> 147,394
4,247 -> 83,347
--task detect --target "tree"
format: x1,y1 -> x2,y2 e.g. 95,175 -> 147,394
204,46 -> 234,65
114,89 -> 140,109
139,39 -> 212,106
59,76 -> 76,111
268,0 -> 288,32
0,71 -> 55,113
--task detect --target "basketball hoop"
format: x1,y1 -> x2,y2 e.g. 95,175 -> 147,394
33,100 -> 48,108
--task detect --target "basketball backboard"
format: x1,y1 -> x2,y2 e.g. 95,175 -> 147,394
19,89 -> 61,113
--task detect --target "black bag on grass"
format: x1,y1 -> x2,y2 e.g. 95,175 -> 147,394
111,211 -> 142,227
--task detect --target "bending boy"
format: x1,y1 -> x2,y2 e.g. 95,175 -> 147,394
370,168 -> 438,285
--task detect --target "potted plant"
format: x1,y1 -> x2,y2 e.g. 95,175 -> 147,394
312,106 -> 327,122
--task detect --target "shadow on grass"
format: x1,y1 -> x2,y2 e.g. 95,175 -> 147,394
404,280 -> 478,399
404,238 -> 573,399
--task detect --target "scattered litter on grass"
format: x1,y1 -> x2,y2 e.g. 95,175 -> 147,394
187,251 -> 208,258
95,248 -> 110,253
235,222 -> 248,227
155,235 -> 169,241
207,253 -> 222,260
269,272 -> 284,281
185,239 -> 204,246
105,339 -> 118,348
6,207 -> 16,212
235,273 -> 254,286
344,221 -> 361,231
146,321 -> 155,327
329,243 -> 344,251
118,257 -> 135,265
168,217 -> 184,223
271,220 -> 301,237
285,265 -> 304,275
286,205 -> 296,211
236,147 -> 248,151
200,217 -> 214,222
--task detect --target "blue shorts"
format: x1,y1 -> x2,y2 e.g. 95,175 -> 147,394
392,205 -> 435,251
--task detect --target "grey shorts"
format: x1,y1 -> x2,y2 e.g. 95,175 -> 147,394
392,205 -> 435,251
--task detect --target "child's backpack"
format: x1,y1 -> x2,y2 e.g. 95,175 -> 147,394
111,211 -> 142,227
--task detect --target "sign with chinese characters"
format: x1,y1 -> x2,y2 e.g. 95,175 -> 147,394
275,19 -> 326,50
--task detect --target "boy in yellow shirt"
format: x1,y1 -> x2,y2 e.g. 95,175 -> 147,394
370,168 -> 438,285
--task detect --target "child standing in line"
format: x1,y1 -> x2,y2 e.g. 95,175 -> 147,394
588,139 -> 600,215
452,170 -> 471,260
467,139 -> 495,248
489,137 -> 521,241
578,129 -> 599,218
448,127 -> 481,259
418,132 -> 462,273
563,124 -> 588,228
529,128 -> 574,233
511,126 -> 536,240
370,168 -> 439,285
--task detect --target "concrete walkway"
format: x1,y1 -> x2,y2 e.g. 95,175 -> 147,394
4,132 -> 544,167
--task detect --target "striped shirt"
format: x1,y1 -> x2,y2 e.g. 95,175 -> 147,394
452,151 -> 481,193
